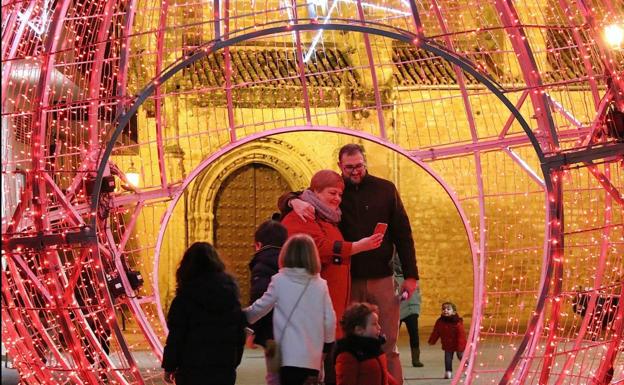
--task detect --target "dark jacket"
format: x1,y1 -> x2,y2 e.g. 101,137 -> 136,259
162,272 -> 245,384
248,246 -> 280,346
335,335 -> 397,385
428,314 -> 467,352
278,173 -> 418,280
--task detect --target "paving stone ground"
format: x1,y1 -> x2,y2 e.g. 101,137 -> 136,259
1,324 -> 470,384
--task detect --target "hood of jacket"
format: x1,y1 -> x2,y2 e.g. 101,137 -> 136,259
336,334 -> 386,362
177,271 -> 241,311
440,314 -> 462,324
280,267 -> 316,284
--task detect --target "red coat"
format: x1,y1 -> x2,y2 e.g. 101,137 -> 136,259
281,212 -> 352,338
335,335 -> 398,385
428,315 -> 467,352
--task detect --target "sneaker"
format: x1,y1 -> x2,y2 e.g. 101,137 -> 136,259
444,371 -> 452,379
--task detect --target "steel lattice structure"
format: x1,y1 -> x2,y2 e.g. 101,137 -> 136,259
1,0 -> 623,383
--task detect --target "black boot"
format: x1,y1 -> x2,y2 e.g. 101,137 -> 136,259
411,347 -> 424,367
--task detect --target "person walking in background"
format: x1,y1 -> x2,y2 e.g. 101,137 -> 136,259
335,302 -> 397,385
162,242 -> 246,385
245,234 -> 336,385
428,302 -> 466,379
279,144 -> 420,384
248,219 -> 288,385
393,256 -> 424,367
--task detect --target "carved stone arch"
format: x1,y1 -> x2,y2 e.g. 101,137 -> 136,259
187,137 -> 321,243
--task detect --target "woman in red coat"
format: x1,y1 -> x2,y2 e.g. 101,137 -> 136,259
428,302 -> 467,379
281,170 -> 383,338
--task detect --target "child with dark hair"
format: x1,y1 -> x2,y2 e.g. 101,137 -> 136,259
249,219 -> 288,385
162,242 -> 246,385
428,302 -> 467,379
335,303 -> 397,385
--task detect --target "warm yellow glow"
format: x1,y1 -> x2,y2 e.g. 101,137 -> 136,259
126,162 -> 140,187
126,172 -> 140,187
604,24 -> 624,49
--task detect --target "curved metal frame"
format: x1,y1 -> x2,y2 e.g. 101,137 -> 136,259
150,125 -> 481,335
88,22 -> 551,384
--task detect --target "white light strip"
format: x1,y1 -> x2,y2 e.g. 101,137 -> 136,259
340,0 -> 411,16
303,0 -> 410,62
400,0 -> 412,10
304,0 -> 340,62
504,147 -> 545,188
17,0 -> 52,36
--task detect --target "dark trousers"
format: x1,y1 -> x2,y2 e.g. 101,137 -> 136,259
175,369 -> 236,385
323,342 -> 337,385
280,366 -> 319,385
444,351 -> 463,372
400,314 -> 420,349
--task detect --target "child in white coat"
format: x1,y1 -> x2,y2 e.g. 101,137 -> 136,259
245,234 -> 337,385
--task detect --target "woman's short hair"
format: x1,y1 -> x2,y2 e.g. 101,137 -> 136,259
176,242 -> 225,293
310,169 -> 344,193
340,302 -> 378,336
278,234 -> 321,275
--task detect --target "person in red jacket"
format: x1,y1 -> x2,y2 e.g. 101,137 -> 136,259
428,302 -> 467,379
281,169 -> 383,385
335,302 -> 397,385
281,170 -> 383,339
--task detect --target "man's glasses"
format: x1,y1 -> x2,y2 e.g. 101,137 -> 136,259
342,163 -> 366,172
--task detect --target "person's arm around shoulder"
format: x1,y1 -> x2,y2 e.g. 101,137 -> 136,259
278,191 -> 315,222
245,276 -> 279,324
335,351 -> 359,385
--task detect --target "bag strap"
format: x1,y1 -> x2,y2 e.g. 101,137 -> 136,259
279,278 -> 312,341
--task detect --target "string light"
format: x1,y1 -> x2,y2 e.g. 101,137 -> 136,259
603,23 -> 624,50
2,0 -> 623,383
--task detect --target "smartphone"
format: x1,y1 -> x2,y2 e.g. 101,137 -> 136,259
374,222 -> 388,236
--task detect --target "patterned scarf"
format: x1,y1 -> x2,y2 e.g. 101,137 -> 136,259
300,189 -> 342,224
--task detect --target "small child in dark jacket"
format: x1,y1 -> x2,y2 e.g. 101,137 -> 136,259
335,303 -> 398,385
249,219 -> 288,385
428,302 -> 467,379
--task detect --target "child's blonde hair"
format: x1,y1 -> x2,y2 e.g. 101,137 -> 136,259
279,234 -> 321,275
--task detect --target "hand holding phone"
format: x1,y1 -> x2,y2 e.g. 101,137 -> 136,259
374,222 -> 388,236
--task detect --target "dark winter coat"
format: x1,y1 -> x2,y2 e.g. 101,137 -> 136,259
428,314 -> 467,352
278,173 -> 418,281
335,335 -> 398,385
248,246 -> 280,347
161,272 -> 246,385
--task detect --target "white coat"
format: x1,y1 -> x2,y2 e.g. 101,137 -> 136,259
245,267 -> 336,370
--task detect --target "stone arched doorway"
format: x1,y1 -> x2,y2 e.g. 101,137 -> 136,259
212,163 -> 290,304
